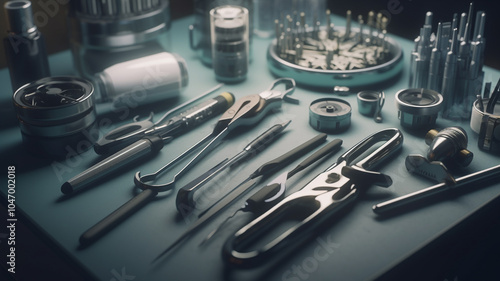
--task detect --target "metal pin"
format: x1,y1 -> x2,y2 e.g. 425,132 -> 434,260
358,15 -> 364,44
345,10 -> 352,40
373,164 -> 500,215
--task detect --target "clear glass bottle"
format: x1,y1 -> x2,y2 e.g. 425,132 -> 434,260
190,0 -> 252,66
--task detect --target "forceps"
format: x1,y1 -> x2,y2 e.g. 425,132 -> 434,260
134,78 -> 298,192
223,128 -> 403,267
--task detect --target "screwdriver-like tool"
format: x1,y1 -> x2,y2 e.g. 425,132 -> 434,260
151,133 -> 336,263
200,138 -> 343,245
79,121 -> 289,247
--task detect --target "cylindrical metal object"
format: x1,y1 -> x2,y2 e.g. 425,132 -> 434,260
309,98 -> 351,133
395,88 -> 443,130
3,0 -> 50,90
12,77 -> 96,158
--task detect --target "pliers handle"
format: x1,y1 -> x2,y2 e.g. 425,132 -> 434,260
222,128 -> 403,267
213,78 -> 298,134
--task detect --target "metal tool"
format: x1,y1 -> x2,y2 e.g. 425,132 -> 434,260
200,138 -> 343,245
150,133 -> 335,263
94,83 -> 224,155
134,78 -> 297,192
175,120 -> 291,213
223,128 -> 403,267
78,121 -> 289,247
309,98 -> 351,133
409,4 -> 487,120
395,88 -> 443,130
61,90 -> 233,195
12,76 -> 95,158
373,164 -> 500,215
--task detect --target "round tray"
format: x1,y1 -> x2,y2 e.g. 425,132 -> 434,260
267,27 -> 404,88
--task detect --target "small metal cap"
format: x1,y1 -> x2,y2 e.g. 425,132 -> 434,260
4,0 -> 36,34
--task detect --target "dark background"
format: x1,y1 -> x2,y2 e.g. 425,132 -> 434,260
0,0 -> 499,69
1,1 -> 500,280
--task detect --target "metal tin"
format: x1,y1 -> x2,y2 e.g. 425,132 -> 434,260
309,98 -> 351,133
395,88 -> 443,130
470,98 -> 500,153
12,77 -> 97,158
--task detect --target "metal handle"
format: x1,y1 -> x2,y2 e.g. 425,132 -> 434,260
62,136 -> 164,195
222,129 -> 403,267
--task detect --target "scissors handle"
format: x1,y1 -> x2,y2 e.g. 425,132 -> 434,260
223,128 -> 403,267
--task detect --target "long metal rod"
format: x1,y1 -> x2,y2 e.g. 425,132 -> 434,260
372,164 -> 500,214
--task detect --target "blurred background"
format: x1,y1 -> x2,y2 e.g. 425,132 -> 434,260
0,0 -> 499,69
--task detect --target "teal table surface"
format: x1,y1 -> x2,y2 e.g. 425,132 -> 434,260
1,15 -> 500,281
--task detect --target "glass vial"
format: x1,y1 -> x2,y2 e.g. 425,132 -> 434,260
190,0 -> 252,66
3,0 -> 50,91
210,5 -> 249,83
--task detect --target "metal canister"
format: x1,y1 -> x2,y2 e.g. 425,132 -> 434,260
12,77 -> 97,158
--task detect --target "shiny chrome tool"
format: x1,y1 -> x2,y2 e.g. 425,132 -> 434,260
79,121 -> 289,247
151,133 -> 338,263
223,128 -> 403,267
61,88 -> 233,195
409,4 -> 487,120
175,120 -> 292,213
134,78 -> 298,192
200,138 -> 343,246
94,83 -> 224,155
373,164 -> 500,215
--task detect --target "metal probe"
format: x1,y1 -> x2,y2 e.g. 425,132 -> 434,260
373,164 -> 500,215
150,134 -> 336,263
79,121 -> 290,247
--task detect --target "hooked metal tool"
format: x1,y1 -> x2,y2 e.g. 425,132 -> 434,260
175,120 -> 292,214
134,78 -> 298,192
200,138 -> 343,246
61,87 -> 233,195
79,121 -> 290,247
151,133 -> 338,263
94,83 -> 224,155
222,128 -> 403,267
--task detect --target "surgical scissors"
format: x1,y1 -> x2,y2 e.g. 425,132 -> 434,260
134,78 -> 298,192
223,128 -> 403,267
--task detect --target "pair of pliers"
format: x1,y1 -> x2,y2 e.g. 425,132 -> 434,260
134,78 -> 298,192
223,128 -> 404,267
